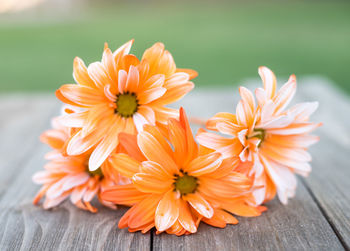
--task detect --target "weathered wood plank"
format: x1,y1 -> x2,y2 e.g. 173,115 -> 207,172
0,143 -> 149,251
297,78 -> 350,248
0,94 -> 60,250
0,94 -> 59,200
153,83 -> 346,250
152,182 -> 343,251
0,94 -> 151,251
1,77 -> 349,250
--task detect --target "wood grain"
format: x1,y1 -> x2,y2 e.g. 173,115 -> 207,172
152,182 -> 343,251
1,78 -> 349,250
0,143 -> 149,250
298,79 -> 350,248
0,94 -> 59,200
155,82 -> 348,251
0,94 -> 150,251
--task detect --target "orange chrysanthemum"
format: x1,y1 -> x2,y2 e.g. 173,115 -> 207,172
56,40 -> 197,171
197,67 -> 321,204
32,116 -> 123,213
101,108 -> 264,235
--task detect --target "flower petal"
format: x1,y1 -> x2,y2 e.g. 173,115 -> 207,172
167,118 -> 187,166
118,133 -> 145,162
289,102 -> 319,122
102,46 -> 118,92
108,153 -> 140,178
101,184 -> 147,205
206,112 -> 238,131
120,54 -> 140,72
118,69 -> 128,94
267,122 -> 321,135
260,154 -> 297,204
199,173 -> 251,198
61,173 -> 90,192
207,157 -> 241,179
239,86 -> 256,112
236,100 -> 248,126
185,152 -> 222,176
132,173 -> 173,194
142,42 -> 176,77
178,199 -> 197,233
179,107 -> 198,165
258,66 -> 276,99
255,87 -> 267,107
214,208 -> 239,225
156,73 -> 194,105
83,179 -> 99,202
260,100 -> 276,124
183,192 -> 213,219
273,74 -> 296,114
258,114 -> 294,129
87,62 -> 113,89
32,171 -> 58,184
260,146 -> 312,173
152,106 -> 179,123
138,74 -> 165,92
113,39 -> 134,58
70,184 -> 88,204
176,68 -> 198,80
216,121 -> 241,135
155,190 -> 180,232
56,111 -> 88,128
265,134 -> 319,148
133,111 -> 151,132
81,103 -> 113,137
73,57 -> 96,88
40,129 -> 68,150
43,192 -> 70,209
196,131 -> 242,158
263,143 -> 312,162
137,131 -> 178,174
58,84 -> 106,107
67,127 -> 108,156
223,201 -> 261,217
89,116 -> 123,171
141,161 -> 172,179
126,194 -> 162,229
124,65 -> 139,93
138,87 -> 166,104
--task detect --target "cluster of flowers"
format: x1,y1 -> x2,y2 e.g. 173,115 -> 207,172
33,40 -> 321,235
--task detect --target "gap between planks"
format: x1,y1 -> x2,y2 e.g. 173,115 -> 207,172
152,78 -> 349,251
1,77 -> 349,250
298,78 -> 350,249
0,94 -> 150,250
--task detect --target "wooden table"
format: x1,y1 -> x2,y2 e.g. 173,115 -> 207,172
1,77 -> 349,250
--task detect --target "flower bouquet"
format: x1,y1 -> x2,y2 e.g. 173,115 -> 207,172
32,40 -> 321,236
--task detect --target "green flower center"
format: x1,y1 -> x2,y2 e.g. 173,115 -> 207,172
174,173 -> 198,195
87,167 -> 104,178
84,157 -> 104,178
247,128 -> 266,147
115,92 -> 139,117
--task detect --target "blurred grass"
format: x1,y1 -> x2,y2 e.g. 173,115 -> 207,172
0,1 -> 349,93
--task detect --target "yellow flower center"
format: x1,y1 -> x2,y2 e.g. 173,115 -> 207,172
115,92 -> 139,117
174,173 -> 198,195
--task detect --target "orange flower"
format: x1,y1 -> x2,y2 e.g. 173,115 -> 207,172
32,116 -> 123,213
56,40 -> 197,171
101,108 -> 264,235
197,67 -> 321,204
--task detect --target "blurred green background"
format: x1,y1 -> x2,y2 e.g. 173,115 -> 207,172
0,0 -> 349,93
